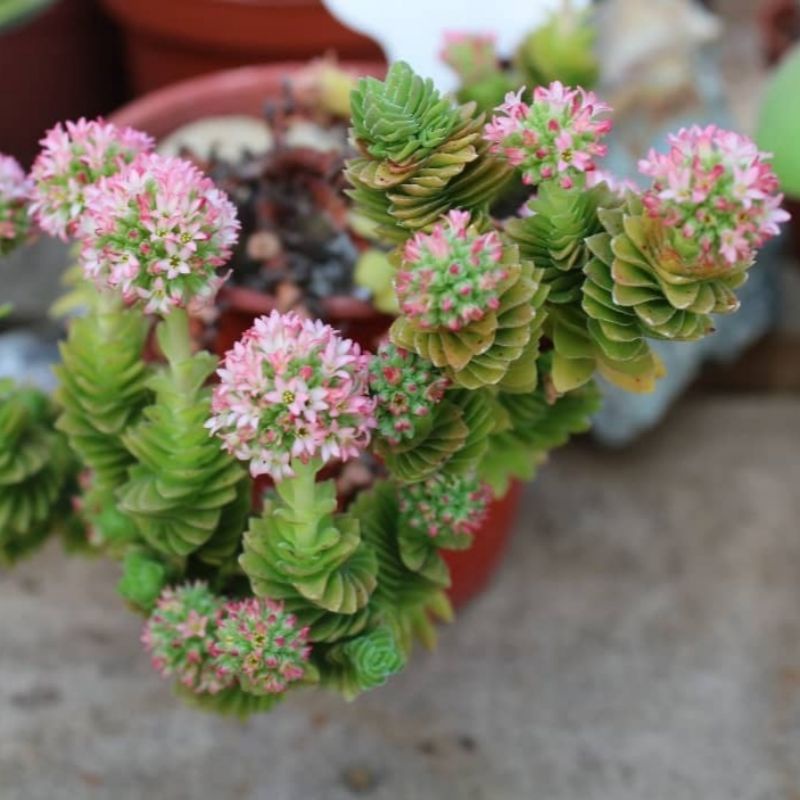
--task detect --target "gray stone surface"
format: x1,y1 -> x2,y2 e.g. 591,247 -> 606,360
1,395 -> 799,800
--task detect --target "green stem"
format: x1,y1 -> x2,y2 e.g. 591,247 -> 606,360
280,458 -> 326,550
158,308 -> 193,367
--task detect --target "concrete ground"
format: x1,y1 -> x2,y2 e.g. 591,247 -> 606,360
1,395 -> 799,800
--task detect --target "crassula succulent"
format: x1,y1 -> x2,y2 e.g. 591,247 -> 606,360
0,155 -> 33,255
207,310 -> 376,482
30,117 -> 153,240
0,57 -> 786,717
81,152 -> 239,315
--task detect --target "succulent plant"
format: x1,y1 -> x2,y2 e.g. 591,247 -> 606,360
515,4 -> 599,89
55,297 -> 152,498
118,311 -> 249,559
389,210 -> 548,392
319,625 -> 406,699
240,460 -> 378,642
5,78 -> 783,718
0,381 -> 76,563
396,472 -> 491,582
213,597 -> 312,696
350,481 -> 453,653
0,155 -> 33,256
369,342 -> 449,447
117,550 -> 171,613
141,582 -> 232,695
347,62 -> 511,241
506,179 -> 622,305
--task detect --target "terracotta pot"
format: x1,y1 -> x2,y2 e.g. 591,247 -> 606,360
109,62 -> 521,607
0,0 -> 125,165
100,0 -> 384,95
759,0 -> 800,65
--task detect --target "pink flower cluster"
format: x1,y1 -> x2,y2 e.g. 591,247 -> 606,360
369,342 -> 449,445
207,311 -> 376,481
397,209 -> 507,331
0,155 -> 33,255
142,585 -> 313,697
638,125 -> 789,270
399,472 -> 491,544
440,31 -> 498,84
81,152 -> 239,314
213,598 -> 311,695
141,582 -> 233,695
30,118 -> 153,240
484,82 -> 612,188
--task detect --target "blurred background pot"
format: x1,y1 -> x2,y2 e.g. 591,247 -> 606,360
0,0 -> 125,165
99,0 -> 384,94
110,62 -> 521,607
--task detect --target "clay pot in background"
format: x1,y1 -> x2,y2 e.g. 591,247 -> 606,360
0,0 -> 125,165
110,62 -> 523,607
100,0 -> 384,95
759,0 -> 800,65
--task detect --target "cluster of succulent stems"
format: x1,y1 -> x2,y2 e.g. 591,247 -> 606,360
0,57 -> 787,715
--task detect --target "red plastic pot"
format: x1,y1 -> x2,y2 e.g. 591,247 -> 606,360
100,0 -> 384,95
0,0 -> 125,165
109,63 -> 522,606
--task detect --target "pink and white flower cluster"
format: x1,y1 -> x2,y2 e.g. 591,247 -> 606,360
142,584 -> 312,697
399,472 -> 491,545
141,582 -> 233,695
484,82 -> 612,189
440,31 -> 499,84
369,342 -> 449,445
81,152 -> 239,314
638,125 -> 789,271
213,598 -> 311,696
207,311 -> 376,482
0,155 -> 33,255
397,209 -> 507,331
30,118 -> 153,240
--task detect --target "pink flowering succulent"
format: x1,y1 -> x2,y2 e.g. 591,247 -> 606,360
29,118 -> 153,240
80,152 -> 239,314
207,310 -> 376,482
398,472 -> 492,545
369,342 -> 449,446
141,583 -> 233,695
638,125 -> 790,274
0,155 -> 33,255
484,82 -> 611,188
396,209 -> 508,331
213,598 -> 311,695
